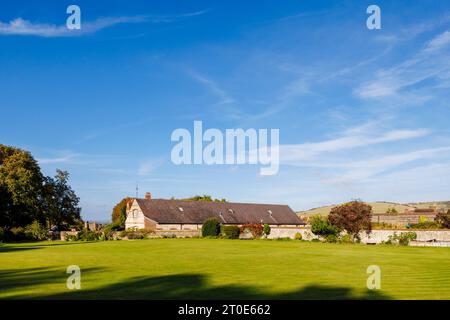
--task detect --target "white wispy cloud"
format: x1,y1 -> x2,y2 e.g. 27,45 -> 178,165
356,29 -> 450,99
279,128 -> 430,163
424,30 -> 450,52
0,10 -> 209,37
37,154 -> 77,164
138,158 -> 165,176
188,71 -> 235,105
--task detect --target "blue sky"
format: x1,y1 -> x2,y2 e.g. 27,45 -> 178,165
1,0 -> 450,221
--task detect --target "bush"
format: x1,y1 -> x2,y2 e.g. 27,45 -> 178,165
202,217 -> 221,237
435,210 -> 450,228
119,229 -> 151,240
275,237 -> 292,241
408,221 -> 442,229
310,216 -> 341,239
24,221 -> 48,241
263,224 -> 271,237
384,232 -> 417,246
221,225 -> 240,239
325,234 -> 338,243
240,224 -> 264,238
340,234 -> 353,243
161,234 -> 177,239
295,232 -> 302,240
372,222 -> 401,230
77,229 -> 102,241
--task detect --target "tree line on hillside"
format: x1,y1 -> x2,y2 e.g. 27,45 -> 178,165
0,144 -> 81,241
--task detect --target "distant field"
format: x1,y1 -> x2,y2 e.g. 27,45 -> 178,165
298,201 -> 450,217
1,239 -> 449,300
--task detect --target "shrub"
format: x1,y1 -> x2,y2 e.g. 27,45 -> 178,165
119,229 -> 151,240
384,232 -> 417,246
221,225 -> 240,239
24,221 -> 48,241
162,234 -> 177,238
435,210 -> 450,229
340,234 -> 353,243
295,232 -> 302,240
263,224 -> 271,237
202,217 -> 221,237
372,222 -> 401,230
398,232 -> 417,245
240,224 -> 264,238
310,215 -> 341,239
275,237 -> 292,241
408,221 -> 442,229
77,229 -> 102,241
325,234 -> 338,243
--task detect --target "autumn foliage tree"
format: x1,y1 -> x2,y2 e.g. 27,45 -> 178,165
328,201 -> 372,241
111,197 -> 132,229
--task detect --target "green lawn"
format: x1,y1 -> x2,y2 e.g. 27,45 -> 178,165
1,239 -> 449,300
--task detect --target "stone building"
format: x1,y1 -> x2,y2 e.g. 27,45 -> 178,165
125,192 -> 305,237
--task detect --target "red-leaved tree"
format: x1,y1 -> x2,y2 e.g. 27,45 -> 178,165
328,201 -> 372,241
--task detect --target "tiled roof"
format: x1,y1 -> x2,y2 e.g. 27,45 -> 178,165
135,199 -> 305,225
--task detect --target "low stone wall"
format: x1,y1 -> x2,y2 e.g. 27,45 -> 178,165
360,229 -> 450,244
410,241 -> 450,247
267,226 -> 318,240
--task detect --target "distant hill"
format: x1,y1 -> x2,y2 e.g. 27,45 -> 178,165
297,201 -> 450,217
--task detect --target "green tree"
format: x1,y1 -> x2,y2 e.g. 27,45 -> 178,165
386,208 -> 398,214
179,195 -> 227,202
111,197 -> 132,229
328,201 -> 372,241
435,210 -> 450,228
310,215 -> 340,239
42,170 -> 82,230
202,217 -> 221,237
263,223 -> 271,237
0,145 -> 44,230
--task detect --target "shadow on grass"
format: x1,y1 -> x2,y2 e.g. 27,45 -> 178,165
1,272 -> 391,300
0,267 -> 104,297
0,241 -> 101,253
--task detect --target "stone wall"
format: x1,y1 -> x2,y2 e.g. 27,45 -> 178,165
267,226 -> 318,240
371,213 -> 436,226
360,229 -> 450,244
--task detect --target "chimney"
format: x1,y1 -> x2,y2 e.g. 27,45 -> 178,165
145,192 -> 151,201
